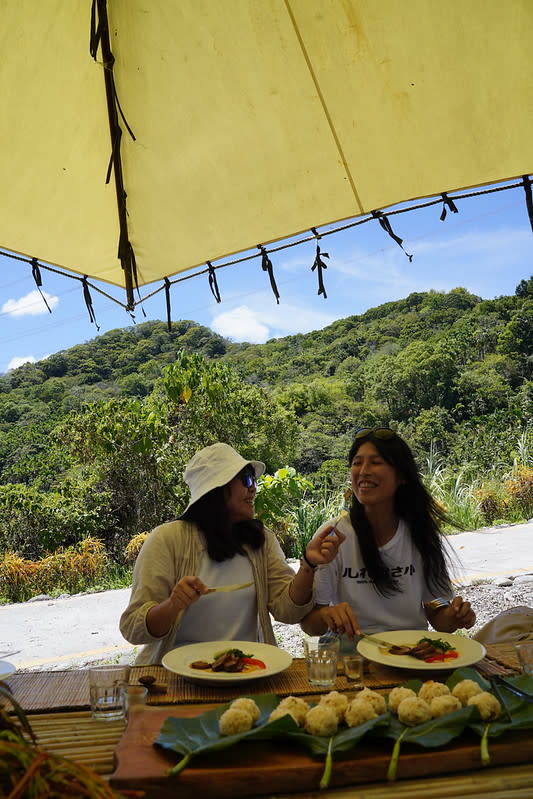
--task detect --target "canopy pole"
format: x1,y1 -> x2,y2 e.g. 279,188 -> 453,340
94,0 -> 135,310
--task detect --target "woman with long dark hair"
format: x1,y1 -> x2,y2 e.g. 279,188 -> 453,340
120,442 -> 344,664
301,428 -> 475,642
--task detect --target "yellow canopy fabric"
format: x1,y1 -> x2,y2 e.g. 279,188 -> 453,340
1,0 -> 532,306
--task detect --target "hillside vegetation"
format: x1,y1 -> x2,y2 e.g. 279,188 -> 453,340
0,279 -> 532,599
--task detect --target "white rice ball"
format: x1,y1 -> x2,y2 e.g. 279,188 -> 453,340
319,691 -> 349,721
219,707 -> 254,736
345,698 -> 378,727
430,694 -> 462,718
452,679 -> 484,706
388,686 -> 417,714
397,696 -> 432,726
418,680 -> 450,703
304,704 -> 338,736
230,697 -> 261,723
357,688 -> 387,715
467,691 -> 501,721
268,706 -> 298,724
278,695 -> 309,726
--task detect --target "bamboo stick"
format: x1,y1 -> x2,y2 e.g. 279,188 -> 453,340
35,730 -> 123,742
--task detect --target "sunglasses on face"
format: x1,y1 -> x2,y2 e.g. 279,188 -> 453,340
354,427 -> 397,440
238,471 -> 257,489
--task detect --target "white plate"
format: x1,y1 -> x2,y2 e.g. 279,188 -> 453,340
162,640 -> 292,685
357,630 -> 485,671
0,660 -> 16,680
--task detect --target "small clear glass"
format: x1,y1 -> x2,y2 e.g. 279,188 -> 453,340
123,684 -> 148,716
343,654 -> 364,689
304,636 -> 340,687
89,665 -> 130,721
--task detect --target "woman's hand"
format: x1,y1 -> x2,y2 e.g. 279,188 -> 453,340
319,602 -> 362,638
169,576 -> 208,612
146,575 -> 208,638
304,525 -> 345,567
426,595 -> 476,632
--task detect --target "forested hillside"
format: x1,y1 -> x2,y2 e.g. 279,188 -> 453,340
0,279 -> 532,571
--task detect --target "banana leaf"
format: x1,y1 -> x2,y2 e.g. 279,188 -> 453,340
156,694 -> 298,775
462,672 -> 533,766
156,693 -> 387,787
279,713 -> 389,788
378,706 -> 477,781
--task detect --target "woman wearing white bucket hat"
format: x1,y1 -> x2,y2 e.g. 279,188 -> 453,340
120,442 -> 344,665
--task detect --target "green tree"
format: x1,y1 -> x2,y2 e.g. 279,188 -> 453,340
153,351 -> 300,482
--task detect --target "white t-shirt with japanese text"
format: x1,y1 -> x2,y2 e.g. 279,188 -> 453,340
314,516 -> 450,633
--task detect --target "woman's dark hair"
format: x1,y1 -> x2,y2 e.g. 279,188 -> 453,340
180,467 -> 265,561
348,431 -> 453,596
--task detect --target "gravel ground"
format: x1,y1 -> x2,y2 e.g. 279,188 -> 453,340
272,578 -> 533,657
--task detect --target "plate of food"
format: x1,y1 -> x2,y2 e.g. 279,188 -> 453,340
162,640 -> 293,685
357,630 -> 485,671
0,660 -> 16,680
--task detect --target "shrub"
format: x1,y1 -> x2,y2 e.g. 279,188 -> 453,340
0,483 -> 105,559
504,466 -> 533,520
124,532 -> 149,565
475,485 -> 505,525
0,538 -> 108,603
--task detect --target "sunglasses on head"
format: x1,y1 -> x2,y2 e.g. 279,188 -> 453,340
354,427 -> 397,440
238,471 -> 257,489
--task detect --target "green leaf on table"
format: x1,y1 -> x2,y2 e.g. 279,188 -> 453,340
383,708 -> 477,781
263,712 -> 389,789
156,694 -> 297,775
468,674 -> 533,738
156,694 -> 389,786
448,670 -> 533,766
280,713 -> 388,757
446,666 -> 490,691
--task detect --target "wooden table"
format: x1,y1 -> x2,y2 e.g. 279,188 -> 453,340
4,644 -> 533,799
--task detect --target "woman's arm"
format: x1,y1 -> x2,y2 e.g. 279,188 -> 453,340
288,525 -> 345,605
300,604 -> 329,635
146,575 -> 208,637
120,521 -> 202,644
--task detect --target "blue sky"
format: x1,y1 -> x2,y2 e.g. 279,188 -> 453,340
0,180 -> 531,376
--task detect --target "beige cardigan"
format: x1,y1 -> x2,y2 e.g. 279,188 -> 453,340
119,520 -> 315,665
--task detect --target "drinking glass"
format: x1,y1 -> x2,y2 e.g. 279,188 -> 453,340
123,684 -> 148,716
343,653 -> 364,689
304,636 -> 340,687
89,665 -> 130,721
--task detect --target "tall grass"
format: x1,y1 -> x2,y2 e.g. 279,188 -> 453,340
285,487 -> 346,558
422,446 -> 483,532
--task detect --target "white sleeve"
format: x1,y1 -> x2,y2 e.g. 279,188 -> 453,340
314,559 -> 341,606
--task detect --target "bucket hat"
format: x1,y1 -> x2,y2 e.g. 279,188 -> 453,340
183,442 -> 265,513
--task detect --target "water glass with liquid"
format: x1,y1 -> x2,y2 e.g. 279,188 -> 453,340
304,636 -> 340,687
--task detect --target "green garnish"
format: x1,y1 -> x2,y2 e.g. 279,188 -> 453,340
418,636 -> 453,652
213,648 -> 253,659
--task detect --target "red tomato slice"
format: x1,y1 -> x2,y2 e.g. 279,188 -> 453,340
424,649 -> 459,663
242,657 -> 266,669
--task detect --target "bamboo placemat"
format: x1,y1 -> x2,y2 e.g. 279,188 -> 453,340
29,710 -> 125,775
2,643 -> 520,711
4,669 -> 90,712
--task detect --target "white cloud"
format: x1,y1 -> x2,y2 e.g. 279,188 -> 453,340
211,301 -> 337,342
1,290 -> 59,317
8,355 -> 36,371
211,306 -> 270,343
